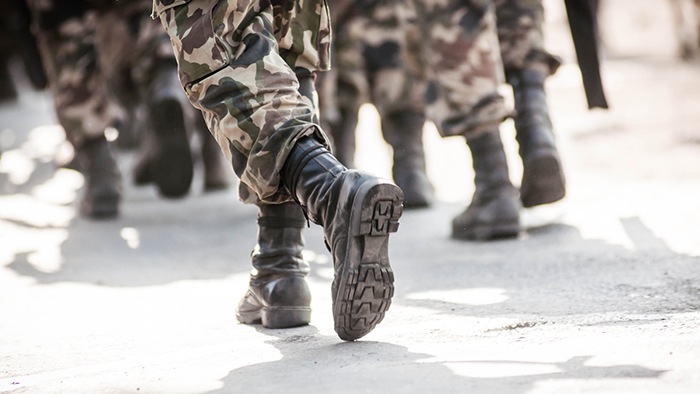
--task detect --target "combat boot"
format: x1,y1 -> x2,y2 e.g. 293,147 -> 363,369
382,111 -> 434,208
236,202 -> 312,328
282,136 -> 403,341
452,129 -> 520,240
508,68 -> 566,207
197,114 -> 232,191
0,53 -> 17,102
146,62 -> 194,198
78,135 -> 121,219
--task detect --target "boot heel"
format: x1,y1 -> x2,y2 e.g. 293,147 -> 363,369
335,181 -> 403,341
261,307 -> 311,328
521,155 -> 565,207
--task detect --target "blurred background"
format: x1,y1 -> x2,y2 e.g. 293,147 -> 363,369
2,0 -> 700,273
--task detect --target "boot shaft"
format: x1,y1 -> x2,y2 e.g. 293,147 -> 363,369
507,68 -> 556,159
282,136 -> 345,227
381,111 -> 427,165
466,129 -> 512,195
252,202 -> 309,279
79,135 -> 121,188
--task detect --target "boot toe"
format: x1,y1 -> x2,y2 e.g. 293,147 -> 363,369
520,154 -> 566,207
236,276 -> 312,329
452,193 -> 521,241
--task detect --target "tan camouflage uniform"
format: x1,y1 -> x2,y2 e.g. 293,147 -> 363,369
495,0 -> 560,76
323,0 -> 559,142
315,0 -> 426,164
26,0 -> 177,148
321,0 -> 425,121
413,0 -> 511,138
152,0 -> 332,204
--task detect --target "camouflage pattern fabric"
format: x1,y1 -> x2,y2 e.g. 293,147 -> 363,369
317,0 -> 426,147
153,0 -> 332,204
414,0 -> 512,138
320,0 -> 560,141
26,0 -> 120,148
26,0 -> 178,148
495,0 -> 560,75
97,0 -> 178,105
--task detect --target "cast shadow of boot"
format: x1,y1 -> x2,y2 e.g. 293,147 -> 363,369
201,325 -> 664,394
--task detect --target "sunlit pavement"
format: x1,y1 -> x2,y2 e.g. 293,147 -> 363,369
2,2 -> 700,393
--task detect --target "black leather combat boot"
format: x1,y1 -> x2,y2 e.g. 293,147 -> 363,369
382,111 -> 434,209
282,136 -> 403,341
452,129 -> 520,240
236,202 -> 312,328
508,68 -> 566,207
146,62 -> 193,198
78,135 -> 121,219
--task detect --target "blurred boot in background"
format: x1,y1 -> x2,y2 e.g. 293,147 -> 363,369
452,129 -> 521,240
77,135 -> 122,219
381,110 -> 433,208
197,112 -> 233,192
145,61 -> 194,198
508,67 -> 565,207
496,0 -> 566,207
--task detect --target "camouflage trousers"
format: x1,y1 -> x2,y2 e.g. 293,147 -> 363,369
320,0 -> 426,122
26,0 -> 176,148
152,0 -> 332,204
412,0 -> 510,138
495,0 -> 561,76
322,0 -> 559,140
415,0 -> 559,138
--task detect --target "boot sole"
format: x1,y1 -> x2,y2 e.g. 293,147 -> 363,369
150,98 -> 193,198
81,194 -> 120,219
237,306 -> 311,329
452,221 -> 520,241
334,181 -> 403,341
521,155 -> 565,208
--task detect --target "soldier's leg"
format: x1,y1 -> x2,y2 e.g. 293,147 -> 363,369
366,0 -> 433,208
417,0 -> 520,240
99,1 -> 196,197
495,0 -> 565,207
155,0 -> 403,340
317,3 -> 368,169
27,1 -> 122,218
238,69 -> 318,330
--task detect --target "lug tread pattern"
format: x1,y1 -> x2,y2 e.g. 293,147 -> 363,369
359,200 -> 402,236
335,183 -> 403,341
337,263 -> 394,337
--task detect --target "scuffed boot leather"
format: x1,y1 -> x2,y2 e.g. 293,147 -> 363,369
283,136 -> 403,341
382,111 -> 434,209
509,68 -> 566,207
452,130 -> 520,240
236,203 -> 312,328
78,136 -> 121,219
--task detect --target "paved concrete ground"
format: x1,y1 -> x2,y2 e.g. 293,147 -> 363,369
1,1 -> 700,393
